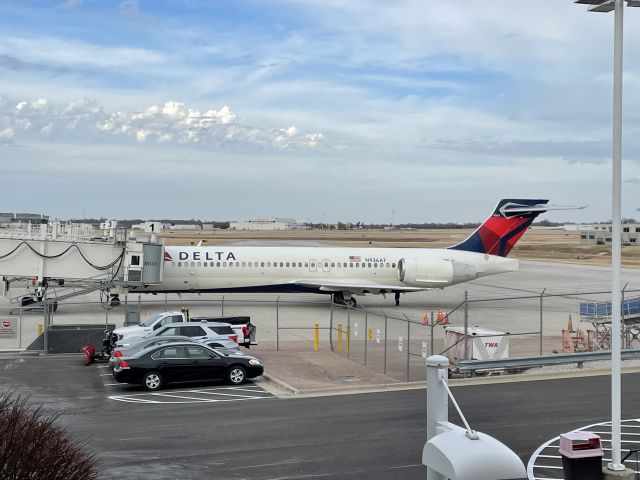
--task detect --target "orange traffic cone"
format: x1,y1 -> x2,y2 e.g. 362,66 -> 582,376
567,314 -> 574,332
422,312 -> 429,325
436,309 -> 444,324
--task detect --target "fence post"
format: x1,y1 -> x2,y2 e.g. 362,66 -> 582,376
425,355 -> 450,480
406,319 -> 411,382
463,291 -> 469,361
137,294 -> 141,320
276,296 -> 280,351
622,283 -> 628,348
384,315 -> 388,375
18,305 -> 23,350
221,295 -> 225,316
347,307 -> 351,357
430,311 -> 434,355
539,288 -> 546,356
43,293 -> 48,355
364,310 -> 368,366
329,296 -> 334,352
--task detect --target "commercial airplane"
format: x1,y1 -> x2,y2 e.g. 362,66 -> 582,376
135,199 -> 556,306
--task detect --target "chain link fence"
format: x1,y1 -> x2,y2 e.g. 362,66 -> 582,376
2,287 -> 640,381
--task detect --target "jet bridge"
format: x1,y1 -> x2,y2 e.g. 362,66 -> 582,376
0,222 -> 165,308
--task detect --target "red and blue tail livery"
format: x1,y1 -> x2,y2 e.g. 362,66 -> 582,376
449,199 -> 550,257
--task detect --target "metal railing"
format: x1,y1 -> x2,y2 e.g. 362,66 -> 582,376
458,348 -> 640,375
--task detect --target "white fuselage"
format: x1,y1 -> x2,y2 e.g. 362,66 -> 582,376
142,245 -> 519,295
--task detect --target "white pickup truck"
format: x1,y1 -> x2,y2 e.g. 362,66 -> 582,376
111,311 -> 256,348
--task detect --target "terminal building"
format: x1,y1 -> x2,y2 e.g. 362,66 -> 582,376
0,212 -> 49,226
579,223 -> 640,245
230,218 -> 305,231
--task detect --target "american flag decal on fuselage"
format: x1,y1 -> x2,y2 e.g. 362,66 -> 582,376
349,255 -> 361,262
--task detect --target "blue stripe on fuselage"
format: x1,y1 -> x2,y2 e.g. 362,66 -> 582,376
139,283 -> 326,295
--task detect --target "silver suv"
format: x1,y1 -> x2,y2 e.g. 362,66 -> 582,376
149,322 -> 238,343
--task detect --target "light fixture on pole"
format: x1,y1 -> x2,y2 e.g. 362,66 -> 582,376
574,0 -> 640,473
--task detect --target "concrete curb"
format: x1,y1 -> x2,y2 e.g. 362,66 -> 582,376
259,373 -> 300,396
259,365 -> 640,398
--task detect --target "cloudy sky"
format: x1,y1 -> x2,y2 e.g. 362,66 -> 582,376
2,0 -> 640,223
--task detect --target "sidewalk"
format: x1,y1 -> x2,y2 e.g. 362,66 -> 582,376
251,347 -> 425,396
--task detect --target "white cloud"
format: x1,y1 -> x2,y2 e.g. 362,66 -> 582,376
0,96 -> 324,149
0,35 -> 165,70
0,127 -> 14,142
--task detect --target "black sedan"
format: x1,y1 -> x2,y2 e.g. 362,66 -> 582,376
112,342 -> 264,391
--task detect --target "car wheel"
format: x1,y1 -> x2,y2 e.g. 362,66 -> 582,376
143,371 -> 163,391
227,366 -> 246,385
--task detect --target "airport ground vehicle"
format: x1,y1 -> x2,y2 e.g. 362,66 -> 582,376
112,342 -> 264,390
108,335 -> 240,369
111,311 -> 255,347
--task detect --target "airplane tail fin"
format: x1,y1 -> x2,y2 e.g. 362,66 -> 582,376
449,199 -> 550,257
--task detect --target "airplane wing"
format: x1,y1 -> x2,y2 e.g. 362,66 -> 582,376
293,279 -> 426,295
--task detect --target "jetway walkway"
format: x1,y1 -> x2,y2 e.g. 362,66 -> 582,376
0,225 -> 165,310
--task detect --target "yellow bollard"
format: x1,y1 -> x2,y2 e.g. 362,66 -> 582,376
346,326 -> 350,354
314,323 -> 319,352
37,323 -> 43,336
337,323 -> 343,352
368,328 -> 373,341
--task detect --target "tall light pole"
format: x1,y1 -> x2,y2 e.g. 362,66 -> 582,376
574,0 -> 639,472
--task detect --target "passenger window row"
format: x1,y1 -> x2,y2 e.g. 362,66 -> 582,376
169,261 -> 397,269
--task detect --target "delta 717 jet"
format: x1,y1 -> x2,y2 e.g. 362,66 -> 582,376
136,199 -> 561,306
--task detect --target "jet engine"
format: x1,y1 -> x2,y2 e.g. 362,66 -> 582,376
398,258 -> 477,287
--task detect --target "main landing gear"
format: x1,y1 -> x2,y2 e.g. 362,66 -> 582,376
333,292 -> 357,308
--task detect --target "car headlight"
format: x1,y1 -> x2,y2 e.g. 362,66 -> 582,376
249,359 -> 261,366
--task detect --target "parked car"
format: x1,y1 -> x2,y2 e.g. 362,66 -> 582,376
149,322 -> 239,343
108,335 -> 240,369
112,342 -> 264,390
111,311 -> 256,348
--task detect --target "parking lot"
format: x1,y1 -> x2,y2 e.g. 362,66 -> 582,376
3,353 -> 640,480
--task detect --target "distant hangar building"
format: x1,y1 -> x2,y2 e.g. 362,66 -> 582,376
230,218 -> 305,231
0,213 -> 49,225
580,223 -> 640,245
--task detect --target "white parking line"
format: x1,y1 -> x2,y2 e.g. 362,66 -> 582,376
224,386 -> 266,393
189,390 -> 271,398
107,384 -> 275,404
149,393 -> 220,402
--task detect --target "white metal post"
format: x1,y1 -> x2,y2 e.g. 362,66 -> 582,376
609,0 -> 624,471
426,355 -> 449,480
